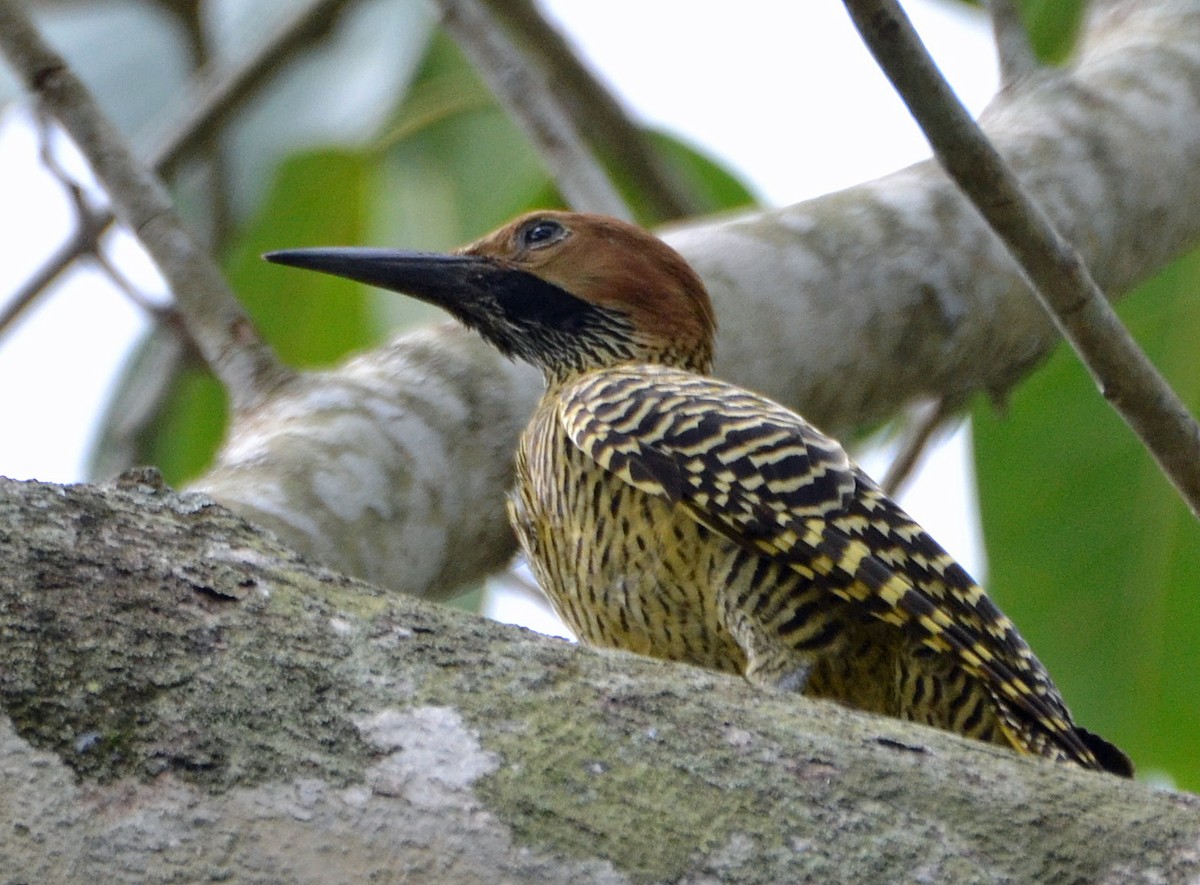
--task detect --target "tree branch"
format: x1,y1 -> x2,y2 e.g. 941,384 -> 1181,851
195,325 -> 540,598
0,0 -> 351,350
842,0 -> 1200,519
481,0 -> 704,223
0,0 -> 290,413
0,112 -> 113,336
140,0 -> 353,181
1,473 -> 1197,881
988,0 -> 1041,86
881,398 -> 955,497
433,0 -> 632,220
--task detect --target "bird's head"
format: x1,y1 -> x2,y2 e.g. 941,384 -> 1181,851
264,211 -> 716,379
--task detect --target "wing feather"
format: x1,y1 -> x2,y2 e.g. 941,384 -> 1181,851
559,364 -> 1096,766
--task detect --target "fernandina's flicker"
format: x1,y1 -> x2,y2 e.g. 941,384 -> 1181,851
266,211 -> 1132,777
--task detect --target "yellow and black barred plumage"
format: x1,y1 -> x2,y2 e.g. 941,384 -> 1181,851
267,211 -> 1132,777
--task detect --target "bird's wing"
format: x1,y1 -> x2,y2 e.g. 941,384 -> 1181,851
558,365 -> 1094,765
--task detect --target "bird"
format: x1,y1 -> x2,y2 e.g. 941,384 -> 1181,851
265,210 -> 1132,777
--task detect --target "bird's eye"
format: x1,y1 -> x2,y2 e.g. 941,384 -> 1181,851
521,219 -> 566,250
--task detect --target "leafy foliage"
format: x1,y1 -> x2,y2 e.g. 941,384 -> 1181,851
973,248 -> 1200,788
953,0 -> 1085,64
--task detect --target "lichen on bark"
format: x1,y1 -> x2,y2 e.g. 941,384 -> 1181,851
2,473 -> 1198,883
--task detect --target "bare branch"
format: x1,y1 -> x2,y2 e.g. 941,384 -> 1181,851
434,0 -> 632,220
482,0 -> 703,223
0,0 -> 351,349
140,0 -> 353,180
33,113 -> 172,324
842,0 -> 1200,520
168,0 -> 234,249
0,112 -> 109,335
0,0 -> 291,412
881,398 -> 955,498
0,220 -> 87,334
988,0 -> 1041,86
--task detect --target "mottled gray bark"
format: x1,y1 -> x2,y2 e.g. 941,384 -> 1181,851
196,0 -> 1200,599
1,474 -> 1197,884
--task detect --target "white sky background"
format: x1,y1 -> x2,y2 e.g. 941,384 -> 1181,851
0,1 -> 998,634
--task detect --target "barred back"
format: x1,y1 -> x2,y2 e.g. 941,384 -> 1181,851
522,364 -> 1130,774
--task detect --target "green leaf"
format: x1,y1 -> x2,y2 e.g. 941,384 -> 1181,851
1016,0 -> 1086,63
642,130 -> 757,216
950,0 -> 1084,64
225,148 -> 383,366
373,32 -> 564,254
972,246 -> 1200,789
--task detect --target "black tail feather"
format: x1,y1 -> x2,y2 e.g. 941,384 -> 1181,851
1077,726 -> 1135,778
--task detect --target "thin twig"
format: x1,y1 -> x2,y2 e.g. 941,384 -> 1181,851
0,0 -> 290,412
34,112 -> 183,328
988,0 -> 1040,87
842,0 -> 1200,519
171,0 -> 234,250
0,0 -> 351,347
0,113 -> 109,334
482,0 -> 702,224
881,398 -> 953,498
0,201 -> 101,333
434,0 -> 632,221
140,0 -> 351,179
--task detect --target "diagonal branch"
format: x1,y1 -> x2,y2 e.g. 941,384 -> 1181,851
433,0 -> 632,220
0,0 -> 352,349
139,0 -> 353,181
842,0 -> 1200,519
0,0 -> 289,412
480,0 -> 704,223
988,0 -> 1041,86
881,398 -> 955,498
33,113 -> 178,326
0,111 -> 112,335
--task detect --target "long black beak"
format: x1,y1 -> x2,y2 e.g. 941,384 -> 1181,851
263,247 -> 504,310
265,246 -> 604,366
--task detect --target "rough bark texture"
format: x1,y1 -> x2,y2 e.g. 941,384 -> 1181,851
1,473 -> 1198,883
197,326 -> 538,599
195,0 -> 1200,600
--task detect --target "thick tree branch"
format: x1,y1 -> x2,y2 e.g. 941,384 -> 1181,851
0,0 -> 289,413
1,474 -> 1197,881
197,325 -> 540,598
843,0 -> 1200,518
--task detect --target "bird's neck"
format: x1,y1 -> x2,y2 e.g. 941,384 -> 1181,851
539,350 -> 714,395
